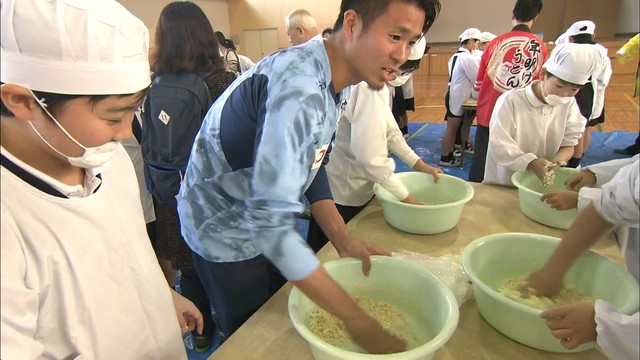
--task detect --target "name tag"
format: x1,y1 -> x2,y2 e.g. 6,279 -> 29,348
311,144 -> 329,170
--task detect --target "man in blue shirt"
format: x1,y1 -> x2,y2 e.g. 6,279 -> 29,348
178,0 -> 441,353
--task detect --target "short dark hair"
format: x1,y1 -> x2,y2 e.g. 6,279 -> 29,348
215,31 -> 236,50
0,86 -> 146,117
570,33 -> 594,44
461,39 -> 478,46
153,1 -> 224,75
322,27 -> 333,36
333,0 -> 441,35
512,0 -> 543,22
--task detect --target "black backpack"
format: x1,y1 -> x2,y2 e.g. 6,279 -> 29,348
141,73 -> 212,207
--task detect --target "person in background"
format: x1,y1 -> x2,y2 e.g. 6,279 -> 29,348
306,36 -> 442,249
440,28 -> 481,167
469,0 -> 547,182
215,31 -> 241,74
237,52 -> 257,73
285,9 -> 321,45
613,33 -> 640,156
322,27 -> 334,39
476,31 -> 497,57
483,43 -> 597,187
563,21 -> 612,168
390,38 -> 430,138
148,1 -> 238,352
525,159 -> 639,360
0,0 -> 202,358
177,0 -> 441,353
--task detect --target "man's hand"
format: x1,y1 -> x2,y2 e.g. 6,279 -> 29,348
171,289 -> 204,335
565,171 -> 596,191
540,190 -> 578,210
335,236 -> 390,276
540,303 -> 597,350
344,312 -> 407,354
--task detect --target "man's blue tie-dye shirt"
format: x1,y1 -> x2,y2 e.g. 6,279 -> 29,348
177,40 -> 349,281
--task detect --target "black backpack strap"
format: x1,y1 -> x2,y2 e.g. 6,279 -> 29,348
448,50 -> 466,85
132,113 -> 143,144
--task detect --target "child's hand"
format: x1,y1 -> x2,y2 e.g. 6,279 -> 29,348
171,289 -> 204,335
540,303 -> 597,350
528,158 -> 555,185
525,269 -> 563,297
540,190 -> 578,210
402,194 -> 423,205
565,170 -> 596,191
425,166 -> 443,183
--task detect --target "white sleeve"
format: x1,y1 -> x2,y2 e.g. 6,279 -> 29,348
488,93 -> 537,172
592,51 -> 612,119
387,118 -> 420,168
1,206 -> 42,360
583,155 -> 639,185
349,85 -> 410,201
460,54 -> 480,83
594,300 -> 639,360
592,160 -> 640,226
560,100 -> 587,147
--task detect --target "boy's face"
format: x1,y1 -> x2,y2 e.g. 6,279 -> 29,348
347,1 -> 426,90
30,92 -> 143,159
543,74 -> 581,98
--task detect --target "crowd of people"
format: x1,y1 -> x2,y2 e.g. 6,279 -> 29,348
1,0 -> 637,359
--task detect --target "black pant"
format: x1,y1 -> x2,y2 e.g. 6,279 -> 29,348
469,125 -> 489,182
306,202 -> 369,253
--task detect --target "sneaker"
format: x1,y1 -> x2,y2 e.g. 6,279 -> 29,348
195,334 -> 213,353
439,157 -> 463,167
453,144 -> 463,157
464,141 -> 474,155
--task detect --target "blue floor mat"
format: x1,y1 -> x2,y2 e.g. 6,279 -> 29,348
392,122 -> 637,180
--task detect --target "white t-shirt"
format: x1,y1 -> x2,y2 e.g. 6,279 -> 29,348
1,144 -> 185,360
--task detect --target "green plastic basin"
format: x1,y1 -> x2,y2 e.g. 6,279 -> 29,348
511,168 -> 596,230
288,256 -> 459,360
461,233 -> 639,353
373,172 -> 474,234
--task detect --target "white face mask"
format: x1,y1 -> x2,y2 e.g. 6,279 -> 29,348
541,79 -> 572,106
388,74 -> 411,87
28,92 -> 119,169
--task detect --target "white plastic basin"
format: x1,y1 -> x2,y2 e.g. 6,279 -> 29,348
288,256 -> 459,360
373,172 -> 474,234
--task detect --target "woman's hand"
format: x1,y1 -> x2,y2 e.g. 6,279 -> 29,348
540,190 -> 578,210
540,303 -> 597,350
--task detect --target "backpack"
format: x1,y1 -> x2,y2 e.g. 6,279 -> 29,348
141,73 -> 212,207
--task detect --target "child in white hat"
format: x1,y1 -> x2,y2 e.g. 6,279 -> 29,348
562,20 -> 612,168
483,43 -> 600,186
440,27 -> 481,167
0,0 -> 202,358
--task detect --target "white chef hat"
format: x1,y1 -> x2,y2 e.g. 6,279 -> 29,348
1,0 -> 151,95
459,28 -> 482,42
479,32 -> 497,44
543,43 -> 599,85
409,35 -> 427,60
565,20 -> 596,37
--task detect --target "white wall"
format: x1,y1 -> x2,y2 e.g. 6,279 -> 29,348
118,0 -> 231,47
617,0 -> 640,34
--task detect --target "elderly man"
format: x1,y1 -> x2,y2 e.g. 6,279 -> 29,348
285,9 -> 321,45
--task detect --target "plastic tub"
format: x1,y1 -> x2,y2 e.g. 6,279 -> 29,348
373,172 -> 474,234
288,256 -> 459,360
461,233 -> 639,353
511,168 -> 590,229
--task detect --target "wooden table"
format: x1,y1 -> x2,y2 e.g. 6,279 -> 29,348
462,98 -> 477,110
209,183 -> 622,360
